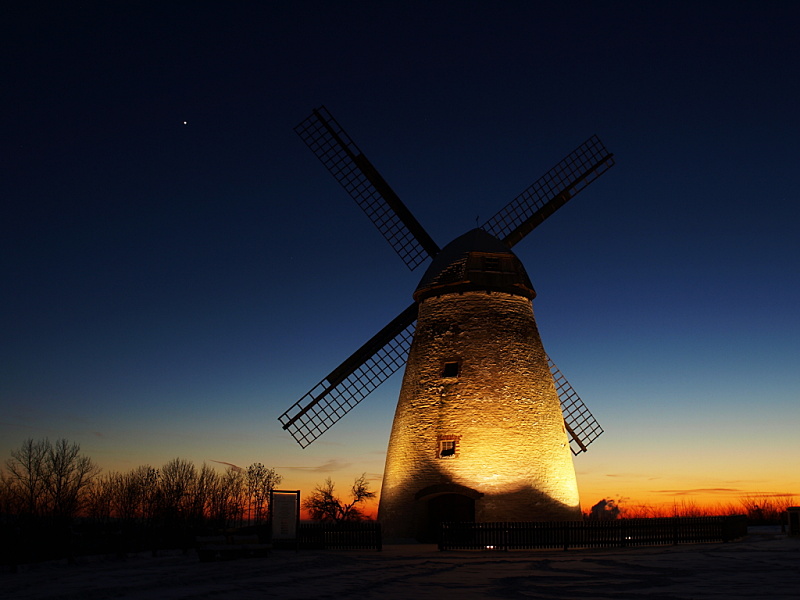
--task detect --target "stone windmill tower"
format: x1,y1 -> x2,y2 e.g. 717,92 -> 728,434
280,107 -> 615,540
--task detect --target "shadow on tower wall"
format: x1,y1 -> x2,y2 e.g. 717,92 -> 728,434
387,458 -> 580,542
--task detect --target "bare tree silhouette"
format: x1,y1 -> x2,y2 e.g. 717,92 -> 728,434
303,474 -> 375,522
2,438 -> 98,520
246,462 -> 282,524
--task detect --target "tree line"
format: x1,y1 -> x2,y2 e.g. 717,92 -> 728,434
1,438 -> 282,530
1,438 -> 379,565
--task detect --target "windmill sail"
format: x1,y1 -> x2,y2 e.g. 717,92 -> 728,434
548,356 -> 604,454
483,135 -> 615,248
295,106 -> 439,270
278,304 -> 417,447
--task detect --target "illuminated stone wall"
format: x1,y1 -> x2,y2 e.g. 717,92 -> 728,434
379,290 -> 581,539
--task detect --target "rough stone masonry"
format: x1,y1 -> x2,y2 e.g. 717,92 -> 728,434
379,229 -> 581,540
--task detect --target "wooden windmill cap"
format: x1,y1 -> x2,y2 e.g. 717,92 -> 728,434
413,228 -> 536,302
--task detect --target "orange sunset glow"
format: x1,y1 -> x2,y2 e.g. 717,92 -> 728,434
3,0 -> 798,549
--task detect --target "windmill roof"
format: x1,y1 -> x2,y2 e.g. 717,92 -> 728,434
414,228 -> 536,301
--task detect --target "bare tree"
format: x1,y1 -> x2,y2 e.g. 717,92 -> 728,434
116,470 -> 144,522
158,458 -> 196,524
44,438 -> 100,519
133,465 -> 160,524
2,438 -> 48,516
246,462 -> 282,524
206,467 -> 245,528
84,471 -> 118,522
303,474 -> 375,522
2,438 -> 98,520
223,467 -> 246,527
190,463 -> 218,525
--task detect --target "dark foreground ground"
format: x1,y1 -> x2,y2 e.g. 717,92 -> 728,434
4,527 -> 798,599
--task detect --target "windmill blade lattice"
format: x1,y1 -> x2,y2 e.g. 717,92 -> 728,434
483,135 -> 615,248
548,355 -> 604,455
295,107 -> 439,270
278,304 -> 417,447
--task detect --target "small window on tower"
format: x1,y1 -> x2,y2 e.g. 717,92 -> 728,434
437,435 -> 461,459
439,439 -> 457,458
441,361 -> 460,378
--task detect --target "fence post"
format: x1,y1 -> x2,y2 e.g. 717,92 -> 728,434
673,518 -> 679,546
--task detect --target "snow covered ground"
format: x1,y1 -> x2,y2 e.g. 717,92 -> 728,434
4,528 -> 798,599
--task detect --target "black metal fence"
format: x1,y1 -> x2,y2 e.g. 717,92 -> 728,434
298,521 -> 382,551
439,516 -> 748,551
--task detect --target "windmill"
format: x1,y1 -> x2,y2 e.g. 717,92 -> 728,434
279,106 -> 615,540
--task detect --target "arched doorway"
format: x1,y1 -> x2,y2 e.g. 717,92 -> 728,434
426,493 -> 475,540
415,484 -> 482,542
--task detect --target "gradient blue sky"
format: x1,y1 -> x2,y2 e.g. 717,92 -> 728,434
3,1 -> 799,509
